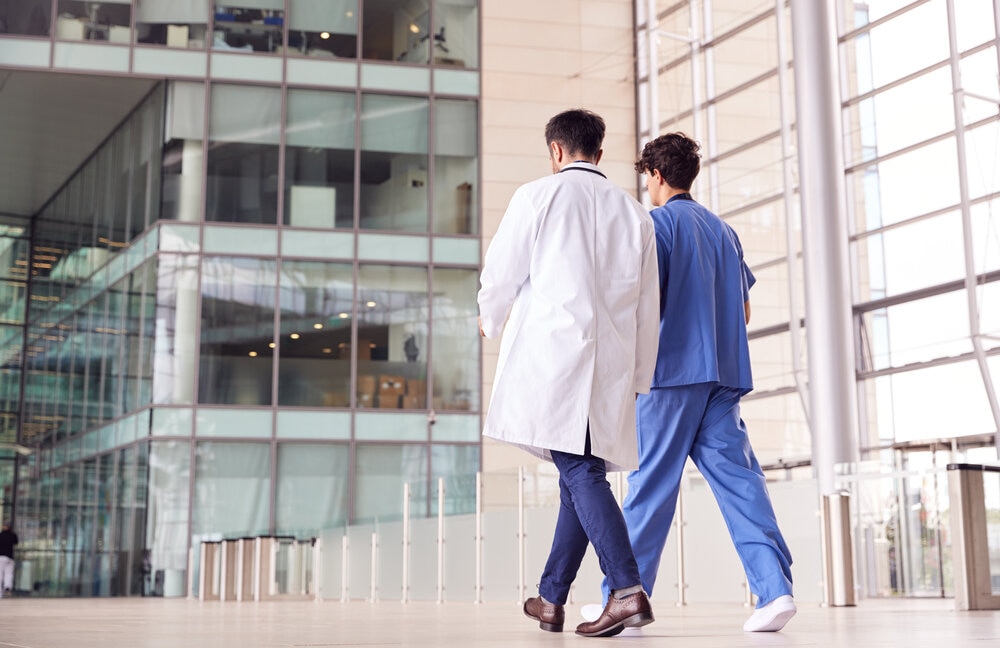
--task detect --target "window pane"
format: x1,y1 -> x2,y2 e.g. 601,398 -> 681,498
136,0 -> 210,48
848,138 -> 961,232
866,361 -> 996,444
847,0 -> 948,90
147,440 -> 191,597
710,13 -> 777,97
363,0 -> 427,63
431,268 -> 478,412
212,2 -> 284,53
284,89 -> 356,229
360,95 -> 429,231
0,0 -> 52,36
430,443 -> 478,515
162,83 -> 206,223
433,0 -> 478,67
56,1 -> 131,43
192,441 -> 270,538
855,212 -> 965,299
433,99 -> 477,234
276,444 -> 349,535
740,391 -> 810,464
198,257 -> 277,405
207,85 -> 281,224
860,291 -> 972,371
356,265 -> 428,410
715,137 -> 783,213
354,444 -> 428,523
277,260 -> 354,407
153,255 -> 199,405
844,68 -> 953,167
288,0 -> 358,58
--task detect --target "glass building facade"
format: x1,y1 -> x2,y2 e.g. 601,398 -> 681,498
633,0 -> 999,597
0,0 -> 481,596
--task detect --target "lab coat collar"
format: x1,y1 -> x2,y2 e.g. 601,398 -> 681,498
559,161 -> 607,178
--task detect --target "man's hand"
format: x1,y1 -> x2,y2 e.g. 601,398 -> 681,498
478,316 -> 486,337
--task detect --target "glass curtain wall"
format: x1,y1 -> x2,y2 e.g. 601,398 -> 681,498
636,0 -> 999,597
6,0 -> 482,598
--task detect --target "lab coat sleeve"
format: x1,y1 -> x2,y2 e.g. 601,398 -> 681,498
633,217 -> 660,393
478,188 -> 537,339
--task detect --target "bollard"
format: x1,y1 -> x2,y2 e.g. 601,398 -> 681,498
821,492 -> 856,606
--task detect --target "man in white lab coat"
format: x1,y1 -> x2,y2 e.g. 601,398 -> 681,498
478,109 -> 660,638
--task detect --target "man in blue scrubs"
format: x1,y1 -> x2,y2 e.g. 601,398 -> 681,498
586,132 -> 795,632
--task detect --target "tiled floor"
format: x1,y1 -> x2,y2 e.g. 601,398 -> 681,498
0,596 -> 998,647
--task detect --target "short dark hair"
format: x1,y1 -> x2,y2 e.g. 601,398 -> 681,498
545,109 -> 605,159
634,132 -> 701,191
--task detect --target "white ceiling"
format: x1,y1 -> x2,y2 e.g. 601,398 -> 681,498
0,69 -> 157,218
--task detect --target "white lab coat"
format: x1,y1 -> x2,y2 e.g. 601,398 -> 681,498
478,161 -> 660,471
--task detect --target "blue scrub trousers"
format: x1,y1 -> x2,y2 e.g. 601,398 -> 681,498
602,383 -> 793,608
538,431 -> 642,605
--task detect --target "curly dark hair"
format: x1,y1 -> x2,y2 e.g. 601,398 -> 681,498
634,132 -> 701,191
544,109 -> 605,159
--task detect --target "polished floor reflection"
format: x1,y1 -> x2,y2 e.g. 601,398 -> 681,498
0,596 -> 998,647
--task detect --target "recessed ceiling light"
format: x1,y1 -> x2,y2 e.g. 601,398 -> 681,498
290,333 -> 301,340
320,31 -> 330,39
248,351 -> 258,357
366,301 -> 376,308
339,312 -> 349,318
313,323 -> 324,329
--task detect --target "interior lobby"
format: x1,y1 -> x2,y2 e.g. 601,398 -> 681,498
0,0 -> 999,645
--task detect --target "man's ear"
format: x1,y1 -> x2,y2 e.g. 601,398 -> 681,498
549,141 -> 563,163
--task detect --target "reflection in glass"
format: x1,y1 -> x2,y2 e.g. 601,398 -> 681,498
360,95 -> 429,231
284,90 -> 356,229
276,444 -> 348,535
198,257 -> 277,405
288,0 -> 357,58
431,268 -> 478,411
433,99 -> 477,234
206,85 -> 281,224
277,261 -> 353,406
356,265 -> 428,410
162,82 -> 206,223
147,440 -> 190,596
0,225 -> 29,326
153,255 -> 200,405
136,1 -> 209,48
354,444 -> 428,523
212,2 -> 284,52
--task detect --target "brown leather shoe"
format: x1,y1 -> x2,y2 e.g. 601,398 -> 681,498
523,596 -> 565,632
575,590 -> 653,637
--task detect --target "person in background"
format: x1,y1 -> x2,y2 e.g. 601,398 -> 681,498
478,108 -> 660,638
0,522 -> 18,598
583,132 -> 795,633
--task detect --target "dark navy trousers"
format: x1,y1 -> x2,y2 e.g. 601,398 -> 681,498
538,431 -> 641,605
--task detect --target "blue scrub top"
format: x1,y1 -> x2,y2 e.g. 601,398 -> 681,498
649,193 -> 755,393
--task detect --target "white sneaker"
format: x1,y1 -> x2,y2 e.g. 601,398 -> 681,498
580,603 -> 603,622
743,595 -> 796,632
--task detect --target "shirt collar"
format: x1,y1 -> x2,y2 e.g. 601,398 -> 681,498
667,192 -> 694,203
